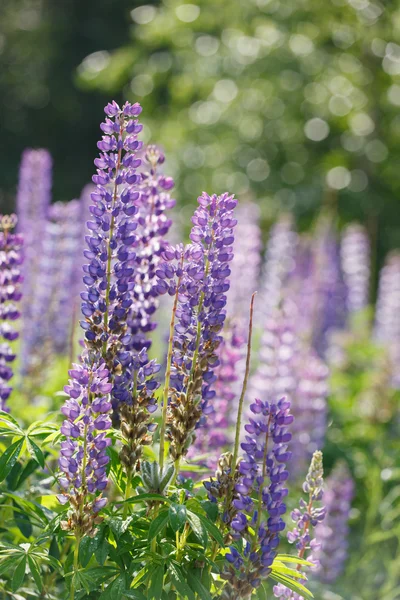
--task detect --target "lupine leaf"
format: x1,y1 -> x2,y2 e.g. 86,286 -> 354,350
121,493 -> 172,505
275,554 -> 314,567
169,504 -> 187,533
187,569 -> 213,600
148,511 -> 169,541
27,556 -> 43,592
188,510 -> 225,546
26,437 -> 45,468
12,556 -> 26,592
148,564 -> 164,600
187,512 -> 208,547
0,438 -> 24,482
168,563 -> 195,600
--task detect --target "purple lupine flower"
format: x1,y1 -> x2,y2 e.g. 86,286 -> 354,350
81,101 -> 143,389
58,361 -> 113,535
291,350 -> 329,474
221,397 -> 293,599
16,149 -> 52,377
374,252 -> 400,388
49,200 -> 87,355
127,144 -> 175,352
273,450 -> 326,599
341,223 -> 370,314
257,215 -> 297,323
58,101 -> 147,520
0,215 -> 23,412
247,308 -> 297,421
157,192 -> 237,462
227,201 -> 262,324
314,462 -> 354,584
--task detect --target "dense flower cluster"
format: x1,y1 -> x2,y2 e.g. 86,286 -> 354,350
57,362 -> 112,535
0,215 -> 23,412
314,462 -> 354,583
273,450 -> 326,599
157,192 -> 237,462
127,145 -> 175,352
221,397 -> 293,599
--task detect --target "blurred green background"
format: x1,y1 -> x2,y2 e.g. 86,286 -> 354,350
1,0 -> 400,265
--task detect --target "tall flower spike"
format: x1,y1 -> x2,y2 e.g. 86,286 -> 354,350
273,450 -> 326,599
81,101 -> 143,388
314,462 -> 354,584
156,192 -> 237,463
50,200 -> 88,355
0,215 -> 23,412
374,252 -> 400,388
341,223 -> 370,314
221,397 -> 293,599
16,149 -> 52,378
57,101 -> 144,526
127,144 -> 175,353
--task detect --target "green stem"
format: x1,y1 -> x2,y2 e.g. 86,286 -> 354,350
232,292 -> 256,468
123,468 -> 133,519
70,533 -> 80,600
159,254 -> 184,470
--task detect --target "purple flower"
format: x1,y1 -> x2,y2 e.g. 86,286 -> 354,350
157,192 -> 237,462
0,215 -> 23,412
273,450 -> 326,599
16,149 -> 52,378
341,223 -> 370,314
221,398 -> 293,598
58,362 -> 113,535
314,462 -> 354,584
127,144 -> 175,352
374,252 -> 400,388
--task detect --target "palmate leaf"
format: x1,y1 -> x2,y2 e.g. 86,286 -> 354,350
148,510 -> 169,541
275,554 -> 314,567
168,563 -> 195,600
148,564 -> 165,600
187,509 -> 225,546
169,503 -> 187,533
120,492 -> 172,506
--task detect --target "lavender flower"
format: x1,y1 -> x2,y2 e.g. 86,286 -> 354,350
221,397 -> 293,599
0,215 -> 23,412
58,101 -> 147,521
314,462 -> 354,584
58,361 -> 113,535
341,224 -> 370,314
374,252 -> 400,387
16,149 -> 52,377
50,200 -> 87,355
157,192 -> 237,462
273,450 -> 326,599
127,144 -> 175,352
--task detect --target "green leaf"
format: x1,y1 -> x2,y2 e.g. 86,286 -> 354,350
201,501 -> 218,522
26,437 -> 45,468
99,575 -> 126,599
148,511 -> 169,541
187,512 -> 208,548
148,564 -> 164,600
168,563 -> 195,600
13,501 -> 33,538
12,556 -> 26,592
188,510 -> 224,546
187,570 -> 213,600
275,554 -> 314,567
0,438 -> 24,482
27,556 -> 43,592
269,572 -> 313,599
124,590 -> 147,600
16,459 -> 40,489
169,504 -> 187,533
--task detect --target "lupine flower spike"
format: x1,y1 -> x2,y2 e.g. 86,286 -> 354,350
0,215 -> 23,412
273,450 -> 326,599
156,192 -> 237,467
221,397 -> 293,599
